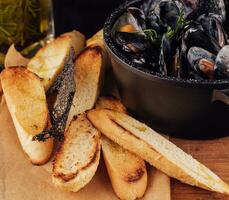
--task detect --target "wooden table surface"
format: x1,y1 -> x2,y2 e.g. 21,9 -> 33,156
171,137 -> 229,200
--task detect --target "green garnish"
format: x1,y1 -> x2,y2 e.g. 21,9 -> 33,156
0,0 -> 45,53
166,10 -> 190,39
143,10 -> 190,43
143,29 -> 162,44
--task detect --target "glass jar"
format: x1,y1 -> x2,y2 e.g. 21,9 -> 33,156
0,0 -> 55,68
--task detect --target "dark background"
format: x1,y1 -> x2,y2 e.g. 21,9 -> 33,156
53,0 -> 123,37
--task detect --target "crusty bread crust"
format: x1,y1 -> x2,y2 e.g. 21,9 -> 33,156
1,67 -> 53,165
53,113 -> 101,192
96,97 -> 147,200
66,46 -> 105,126
87,109 -> 229,195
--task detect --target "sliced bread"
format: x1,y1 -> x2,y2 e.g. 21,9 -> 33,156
4,44 -> 30,68
27,30 -> 85,91
86,29 -> 104,49
87,109 -> 229,195
66,45 -> 105,126
52,113 -> 101,192
0,67 -> 53,165
96,97 -> 147,200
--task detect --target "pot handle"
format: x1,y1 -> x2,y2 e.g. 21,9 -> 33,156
212,89 -> 229,105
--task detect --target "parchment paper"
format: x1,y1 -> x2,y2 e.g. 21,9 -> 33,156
0,92 -> 170,200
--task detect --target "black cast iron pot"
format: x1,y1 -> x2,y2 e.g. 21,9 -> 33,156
103,0 -> 229,139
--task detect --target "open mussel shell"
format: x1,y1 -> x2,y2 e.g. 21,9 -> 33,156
112,6 -> 146,35
198,0 -> 226,23
126,7 -> 146,30
215,45 -> 229,79
187,47 -> 216,79
114,32 -> 151,54
198,13 -> 227,47
180,24 -> 220,78
187,47 -> 216,67
182,26 -> 221,55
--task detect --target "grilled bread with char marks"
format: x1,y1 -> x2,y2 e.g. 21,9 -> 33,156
52,113 -> 101,192
66,45 -> 105,126
96,96 -> 147,200
87,109 -> 229,195
0,67 -> 53,165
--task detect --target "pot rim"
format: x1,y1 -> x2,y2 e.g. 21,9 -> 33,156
103,0 -> 229,89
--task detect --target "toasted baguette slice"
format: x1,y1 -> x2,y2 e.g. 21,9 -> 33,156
4,44 -> 30,68
0,81 -> 2,94
52,113 -> 101,192
66,45 -> 105,126
28,30 -> 85,91
0,67 -> 53,165
102,137 -> 147,200
96,96 -> 127,113
86,29 -> 104,48
87,109 -> 229,195
96,97 -> 147,200
86,29 -> 110,71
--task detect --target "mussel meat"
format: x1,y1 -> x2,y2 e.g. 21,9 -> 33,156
187,47 -> 216,79
112,7 -> 146,34
114,32 -> 152,54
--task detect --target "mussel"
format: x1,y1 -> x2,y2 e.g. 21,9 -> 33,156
182,25 -> 221,55
159,0 -> 181,30
198,0 -> 226,23
112,0 -> 229,81
114,31 -> 161,68
187,47 -> 216,79
145,11 -> 167,34
215,45 -> 229,79
198,13 -> 227,47
112,7 -> 146,34
159,34 -> 179,76
114,32 -> 150,54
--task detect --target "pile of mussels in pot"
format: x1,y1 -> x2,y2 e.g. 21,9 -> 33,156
111,0 -> 229,80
